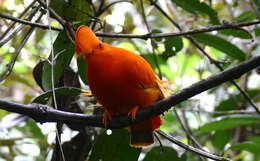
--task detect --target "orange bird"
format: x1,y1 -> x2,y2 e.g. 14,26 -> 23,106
75,25 -> 169,147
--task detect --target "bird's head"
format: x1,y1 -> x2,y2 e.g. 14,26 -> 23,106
75,25 -> 101,56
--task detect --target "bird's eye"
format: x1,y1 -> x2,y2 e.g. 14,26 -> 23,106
98,43 -> 103,49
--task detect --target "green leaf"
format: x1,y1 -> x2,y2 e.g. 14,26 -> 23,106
163,37 -> 183,59
124,12 -> 135,33
212,131 -> 230,150
89,129 -> 141,161
143,146 -> 186,161
220,29 -> 252,39
33,61 -> 44,90
32,87 -> 82,104
27,120 -> 45,140
50,0 -> 93,22
42,31 -> 74,91
152,29 -> 163,42
248,136 -> 260,144
77,55 -> 88,85
236,11 -> 257,23
230,141 -> 260,153
173,51 -> 200,78
254,27 -> 260,37
200,114 -> 260,132
171,0 -> 219,24
191,33 -> 246,61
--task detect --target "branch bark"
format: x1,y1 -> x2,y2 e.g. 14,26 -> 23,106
0,55 -> 259,128
1,11 -> 259,39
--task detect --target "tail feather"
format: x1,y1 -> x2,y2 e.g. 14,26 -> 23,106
130,131 -> 154,147
157,79 -> 173,99
130,116 -> 162,147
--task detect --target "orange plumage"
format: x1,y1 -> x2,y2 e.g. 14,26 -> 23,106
75,26 -> 168,147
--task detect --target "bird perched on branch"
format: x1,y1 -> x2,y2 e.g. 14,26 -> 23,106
75,25 -> 170,147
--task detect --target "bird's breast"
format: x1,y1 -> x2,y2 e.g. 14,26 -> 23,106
85,53 -> 160,115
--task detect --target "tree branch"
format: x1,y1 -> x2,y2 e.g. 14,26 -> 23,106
0,0 -> 37,40
139,0 -> 162,78
0,55 -> 259,128
36,0 -> 75,43
0,13 -> 62,31
149,0 -> 260,113
95,20 -> 260,39
156,130 -> 230,161
0,12 -> 45,82
1,11 -> 260,40
0,5 -> 41,47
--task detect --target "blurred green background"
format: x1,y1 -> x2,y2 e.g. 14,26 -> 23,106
0,0 -> 260,161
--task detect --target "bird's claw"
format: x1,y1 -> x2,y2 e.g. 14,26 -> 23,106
128,106 -> 139,121
103,111 -> 112,128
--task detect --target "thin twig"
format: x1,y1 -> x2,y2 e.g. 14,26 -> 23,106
0,5 -> 40,47
187,36 -> 226,64
140,0 -> 162,78
1,11 -> 260,39
250,0 -> 260,19
149,0 -> 260,114
0,0 -> 37,40
149,0 -> 181,30
44,0 -> 66,160
154,132 -> 164,152
148,0 -> 222,64
180,109 -> 206,161
95,20 -> 260,39
36,0 -> 74,43
98,0 -> 132,16
189,38 -> 259,113
180,108 -> 257,115
0,8 -> 43,82
156,130 -> 230,161
175,108 -> 206,161
0,13 -> 62,31
36,0 -> 65,26
174,109 -> 205,150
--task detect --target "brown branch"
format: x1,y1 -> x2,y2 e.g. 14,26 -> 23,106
95,20 -> 260,39
36,0 -> 65,26
1,11 -> 260,40
0,55 -> 259,128
36,0 -> 74,43
0,0 -> 37,40
0,5 -> 41,47
0,11 -> 45,82
0,55 -> 259,161
0,13 -> 63,31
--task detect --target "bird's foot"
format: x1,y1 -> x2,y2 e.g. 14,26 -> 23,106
103,111 -> 112,128
128,106 -> 139,121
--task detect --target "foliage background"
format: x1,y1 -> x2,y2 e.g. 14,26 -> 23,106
0,0 -> 260,161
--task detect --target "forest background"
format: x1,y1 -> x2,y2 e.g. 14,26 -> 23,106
0,0 -> 260,161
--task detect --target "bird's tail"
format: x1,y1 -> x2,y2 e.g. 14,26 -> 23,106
130,115 -> 162,147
